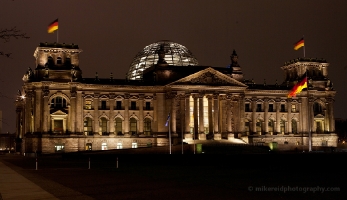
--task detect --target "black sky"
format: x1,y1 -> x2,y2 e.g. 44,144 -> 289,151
1,0 -> 347,132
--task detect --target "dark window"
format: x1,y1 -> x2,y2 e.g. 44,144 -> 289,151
268,104 -> 274,112
130,118 -> 137,135
100,118 -> 108,135
57,57 -> 62,64
101,100 -> 107,110
145,102 -> 151,110
245,104 -> 251,112
292,119 -> 297,134
256,104 -> 262,112
144,118 -> 151,135
131,101 -> 136,110
281,104 -> 285,112
48,56 -> 54,66
313,103 -> 323,116
115,118 -> 122,135
116,101 -> 122,110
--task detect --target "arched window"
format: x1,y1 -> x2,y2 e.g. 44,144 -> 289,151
313,102 -> 323,116
292,119 -> 297,134
280,120 -> 286,134
84,117 -> 93,135
57,57 -> 62,64
144,118 -> 151,135
256,120 -> 262,135
51,97 -> 67,108
268,119 -> 274,135
115,118 -> 122,135
99,118 -> 108,135
48,56 -> 54,66
130,118 -> 137,135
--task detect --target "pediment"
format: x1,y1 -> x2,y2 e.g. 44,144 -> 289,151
167,67 -> 247,87
51,110 -> 68,115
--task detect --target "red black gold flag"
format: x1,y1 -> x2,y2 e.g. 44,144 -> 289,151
48,19 -> 58,33
294,38 -> 304,50
288,76 -> 308,98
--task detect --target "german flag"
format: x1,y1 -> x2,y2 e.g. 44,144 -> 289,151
288,76 -> 308,98
48,19 -> 58,33
294,38 -> 304,50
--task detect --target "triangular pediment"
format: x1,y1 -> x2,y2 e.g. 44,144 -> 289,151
50,110 -> 68,115
167,67 -> 247,87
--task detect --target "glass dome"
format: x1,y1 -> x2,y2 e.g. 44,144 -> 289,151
127,40 -> 199,80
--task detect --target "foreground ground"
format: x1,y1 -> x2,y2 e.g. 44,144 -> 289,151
1,148 -> 346,200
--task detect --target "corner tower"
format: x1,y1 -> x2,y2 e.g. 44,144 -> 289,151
23,42 -> 83,82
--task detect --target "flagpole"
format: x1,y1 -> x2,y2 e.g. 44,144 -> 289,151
303,35 -> 305,58
166,112 -> 171,154
169,115 -> 171,154
57,30 -> 59,43
306,72 -> 312,152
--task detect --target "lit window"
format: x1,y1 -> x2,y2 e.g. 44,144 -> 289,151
132,143 -> 138,148
84,100 -> 92,109
117,143 -> 123,149
101,143 -> 107,150
55,144 -> 65,152
291,104 -> 296,112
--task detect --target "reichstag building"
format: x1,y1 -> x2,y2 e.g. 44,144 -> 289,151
15,40 -> 337,153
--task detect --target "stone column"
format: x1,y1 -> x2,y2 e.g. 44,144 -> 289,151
76,91 -> 83,134
42,88 -> 49,133
198,94 -> 204,134
184,94 -> 191,139
139,94 -> 144,135
327,97 -> 335,132
153,94 -> 158,133
25,91 -> 33,134
109,93 -> 115,134
275,98 -> 281,134
124,93 -> 129,134
252,97 -> 257,134
309,97 -> 314,133
213,94 -> 219,134
226,94 -> 232,133
171,95 -> 177,134
93,93 -> 99,135
239,94 -> 245,136
264,98 -> 269,133
70,90 -> 76,134
180,94 -> 185,139
207,95 -> 213,135
193,94 -> 198,139
34,89 -> 42,133
287,99 -> 292,134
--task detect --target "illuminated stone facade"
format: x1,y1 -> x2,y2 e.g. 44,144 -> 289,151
15,42 -> 337,154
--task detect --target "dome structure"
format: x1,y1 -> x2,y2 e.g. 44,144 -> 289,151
127,40 -> 199,80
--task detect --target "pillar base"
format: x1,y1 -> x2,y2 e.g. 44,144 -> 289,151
227,133 -> 235,140
198,133 -> 206,140
214,133 -> 222,140
184,133 -> 193,140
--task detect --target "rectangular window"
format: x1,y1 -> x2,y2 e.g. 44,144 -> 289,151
256,104 -> 262,112
268,104 -> 274,112
291,104 -> 296,112
245,104 -> 251,112
55,144 -> 65,152
132,143 -> 138,148
116,101 -> 122,110
101,143 -> 107,150
101,100 -> 107,110
85,100 -> 92,110
117,143 -> 123,149
281,104 -> 285,112
145,102 -> 151,110
131,101 -> 136,110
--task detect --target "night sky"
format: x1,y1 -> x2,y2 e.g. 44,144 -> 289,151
1,0 -> 347,133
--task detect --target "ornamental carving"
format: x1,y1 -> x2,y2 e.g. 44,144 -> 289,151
190,71 -> 229,85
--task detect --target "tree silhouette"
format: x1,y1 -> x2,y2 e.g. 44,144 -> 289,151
0,27 -> 29,57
